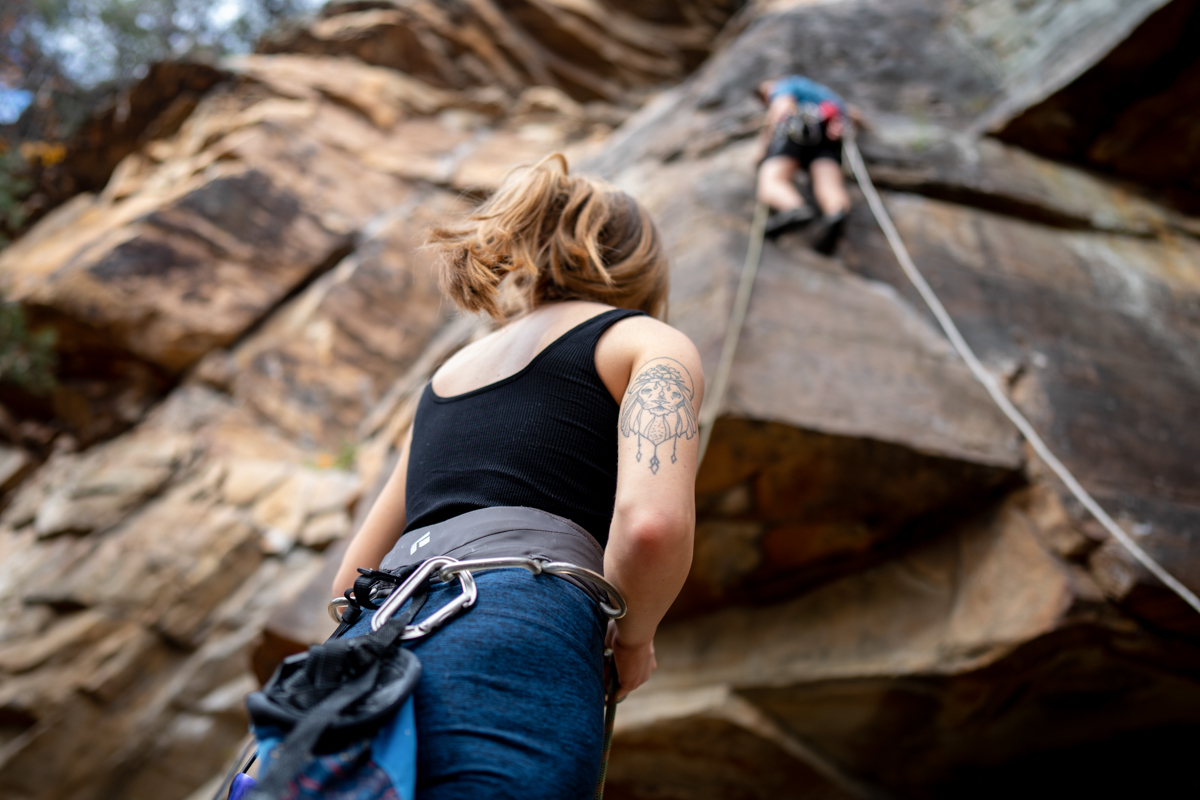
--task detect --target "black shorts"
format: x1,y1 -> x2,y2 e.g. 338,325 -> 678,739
763,118 -> 843,168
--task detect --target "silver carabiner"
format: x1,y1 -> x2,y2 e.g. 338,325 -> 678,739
540,561 -> 627,619
329,554 -> 626,635
370,556 -> 477,639
328,596 -> 351,624
437,556 -> 545,580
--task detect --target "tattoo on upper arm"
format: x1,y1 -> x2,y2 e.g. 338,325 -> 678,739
619,358 -> 698,474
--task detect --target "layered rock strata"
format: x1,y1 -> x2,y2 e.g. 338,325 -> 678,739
0,5 -> 621,796
258,0 -> 742,103
0,0 -> 1198,798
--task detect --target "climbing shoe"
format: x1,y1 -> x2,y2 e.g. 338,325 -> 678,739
813,210 -> 847,254
764,206 -> 816,238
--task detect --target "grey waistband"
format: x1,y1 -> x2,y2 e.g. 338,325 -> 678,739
380,507 -> 607,604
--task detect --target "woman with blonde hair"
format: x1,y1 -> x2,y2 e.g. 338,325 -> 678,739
295,153 -> 702,798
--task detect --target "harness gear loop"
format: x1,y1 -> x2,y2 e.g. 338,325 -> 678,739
540,561 -> 627,619
331,555 -> 630,626
436,556 -> 627,619
786,104 -> 825,145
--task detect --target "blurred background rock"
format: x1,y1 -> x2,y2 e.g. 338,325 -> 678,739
1,0 -> 321,245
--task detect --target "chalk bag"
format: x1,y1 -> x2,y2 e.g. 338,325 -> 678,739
242,614 -> 423,800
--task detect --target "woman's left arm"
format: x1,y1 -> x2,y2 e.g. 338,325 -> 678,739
599,320 -> 704,697
330,428 -> 412,597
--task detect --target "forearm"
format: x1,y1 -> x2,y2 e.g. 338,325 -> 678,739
331,443 -> 410,596
755,124 -> 773,162
604,506 -> 694,646
757,98 -> 795,162
331,514 -> 403,597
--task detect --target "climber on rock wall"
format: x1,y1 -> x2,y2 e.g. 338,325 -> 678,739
240,154 -> 700,799
755,75 -> 855,251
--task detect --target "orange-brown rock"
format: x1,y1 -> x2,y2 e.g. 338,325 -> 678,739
0,8 -> 615,797
2,0 -> 1200,798
258,0 -> 740,103
217,190 -> 466,449
619,494 -> 1200,796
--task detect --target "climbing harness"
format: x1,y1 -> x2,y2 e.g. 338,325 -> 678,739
784,102 -> 839,146
344,555 -> 628,630
217,548 -> 628,800
699,131 -> 1200,616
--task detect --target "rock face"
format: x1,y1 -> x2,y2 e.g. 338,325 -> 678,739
583,0 -> 1200,795
996,0 -> 1200,198
0,4 -> 628,796
258,0 -> 741,103
13,63 -> 231,236
2,0 -> 1200,798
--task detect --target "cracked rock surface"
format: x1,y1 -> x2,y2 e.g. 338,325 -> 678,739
1,1 -> 1199,798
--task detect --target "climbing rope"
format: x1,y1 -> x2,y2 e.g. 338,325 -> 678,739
696,200 -> 769,464
842,134 -> 1200,615
697,133 -> 1200,616
593,651 -> 620,800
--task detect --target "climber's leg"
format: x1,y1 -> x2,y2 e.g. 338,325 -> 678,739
757,155 -> 807,212
759,155 -> 817,237
809,157 -> 849,254
810,157 -> 850,217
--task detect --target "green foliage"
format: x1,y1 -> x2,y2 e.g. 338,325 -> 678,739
7,0 -> 320,90
0,300 -> 56,394
0,149 -> 32,247
0,0 -> 320,245
334,440 -> 357,471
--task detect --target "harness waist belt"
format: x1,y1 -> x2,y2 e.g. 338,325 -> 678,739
381,507 -> 607,604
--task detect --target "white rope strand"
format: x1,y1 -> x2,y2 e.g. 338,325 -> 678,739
842,135 -> 1200,615
697,200 -> 770,465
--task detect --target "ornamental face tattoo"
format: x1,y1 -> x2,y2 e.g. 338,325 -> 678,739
620,358 -> 697,474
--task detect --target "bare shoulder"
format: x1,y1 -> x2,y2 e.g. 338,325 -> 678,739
609,314 -> 697,351
596,314 -> 704,404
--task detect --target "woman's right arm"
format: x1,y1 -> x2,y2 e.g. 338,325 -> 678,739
603,321 -> 704,698
331,428 -> 413,597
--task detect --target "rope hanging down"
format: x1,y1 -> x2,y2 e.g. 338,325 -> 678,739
841,135 -> 1200,616
696,200 -> 769,464
696,136 -> 1200,616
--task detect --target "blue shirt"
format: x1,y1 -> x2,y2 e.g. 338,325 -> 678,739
768,76 -> 846,114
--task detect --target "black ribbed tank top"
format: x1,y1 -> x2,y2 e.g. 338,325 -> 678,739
403,308 -> 645,547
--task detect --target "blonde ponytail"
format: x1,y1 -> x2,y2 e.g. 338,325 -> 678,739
427,154 -> 669,321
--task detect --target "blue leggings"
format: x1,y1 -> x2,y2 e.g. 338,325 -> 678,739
342,569 -> 607,799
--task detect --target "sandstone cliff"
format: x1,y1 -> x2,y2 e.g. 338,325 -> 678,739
1,1 -> 1198,798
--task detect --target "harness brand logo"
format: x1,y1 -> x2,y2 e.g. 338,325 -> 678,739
410,531 -> 431,556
